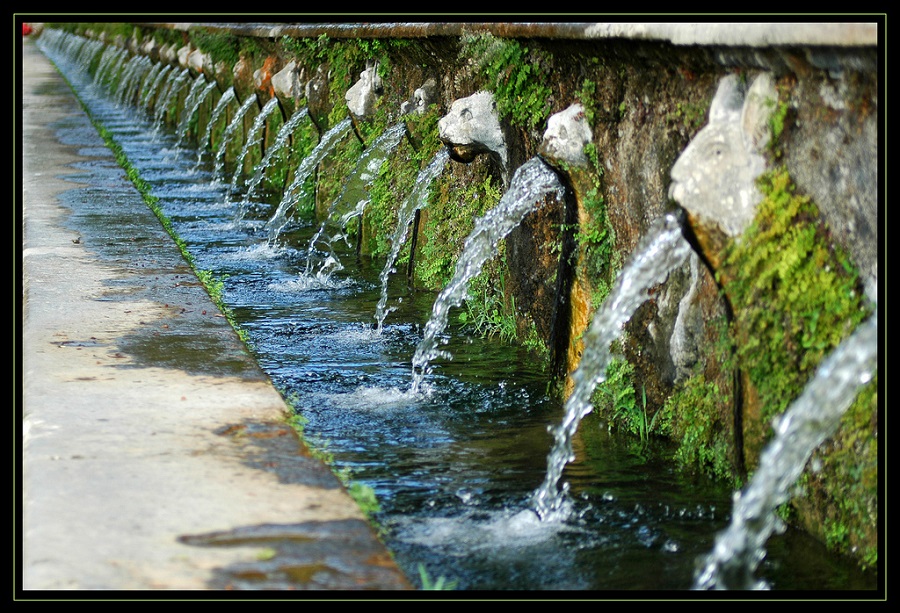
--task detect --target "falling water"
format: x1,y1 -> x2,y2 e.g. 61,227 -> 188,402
175,77 -> 217,149
142,63 -> 173,114
298,121 -> 409,281
331,121 -> 408,236
409,157 -> 565,394
115,55 -> 152,107
228,96 -> 281,201
65,33 -> 101,72
214,93 -> 258,179
153,67 -> 191,131
531,211 -> 694,521
195,86 -> 236,168
111,55 -> 139,102
374,148 -> 450,332
693,315 -> 878,590
94,46 -> 126,93
241,106 -> 310,203
265,117 -> 353,243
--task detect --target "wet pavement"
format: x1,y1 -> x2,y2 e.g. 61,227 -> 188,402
18,34 -> 411,594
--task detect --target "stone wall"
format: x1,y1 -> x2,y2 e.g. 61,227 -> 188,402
36,21 -> 881,568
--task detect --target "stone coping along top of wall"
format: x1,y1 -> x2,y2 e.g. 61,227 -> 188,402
146,21 -> 878,47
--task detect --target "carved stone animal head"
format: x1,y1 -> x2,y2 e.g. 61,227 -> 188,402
539,103 -> 593,168
438,91 -> 508,180
669,73 -> 776,238
345,63 -> 383,120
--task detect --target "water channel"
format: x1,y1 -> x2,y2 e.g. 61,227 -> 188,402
37,32 -> 878,593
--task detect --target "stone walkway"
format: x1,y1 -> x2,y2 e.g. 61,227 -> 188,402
19,33 -> 410,594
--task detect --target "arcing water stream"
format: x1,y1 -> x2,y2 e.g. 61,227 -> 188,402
409,157 -> 566,395
36,29 -> 879,592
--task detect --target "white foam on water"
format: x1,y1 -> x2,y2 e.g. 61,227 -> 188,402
317,384 -> 420,411
395,507 -> 569,554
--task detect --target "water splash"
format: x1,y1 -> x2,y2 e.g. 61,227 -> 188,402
693,315 -> 878,590
228,96 -> 281,203
195,86 -> 236,169
265,117 -> 353,243
531,212 -> 694,522
409,157 -> 565,395
242,106 -> 310,204
374,148 -> 449,332
214,93 -> 258,179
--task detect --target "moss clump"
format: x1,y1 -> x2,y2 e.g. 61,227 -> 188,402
460,33 -> 554,130
415,169 -> 503,290
720,167 -> 870,428
706,165 -> 876,564
575,143 -> 617,308
795,375 -> 879,569
658,370 -> 737,485
190,31 -> 265,67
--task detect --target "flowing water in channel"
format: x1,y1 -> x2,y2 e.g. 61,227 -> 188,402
37,32 -> 878,593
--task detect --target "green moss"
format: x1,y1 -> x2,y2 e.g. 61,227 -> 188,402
589,356 -> 638,432
720,167 -> 870,426
658,369 -> 737,485
567,142 -> 617,309
459,252 -> 518,343
767,82 -> 792,153
574,79 -> 598,126
190,31 -> 245,66
802,375 -> 879,568
665,100 -> 708,132
414,171 -> 503,290
460,33 -> 554,130
363,107 -> 443,260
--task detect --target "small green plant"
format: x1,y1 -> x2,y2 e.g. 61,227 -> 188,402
666,100 -> 708,132
417,564 -> 458,590
458,256 -> 518,343
415,173 -> 502,290
346,481 -> 381,518
658,368 -> 737,485
591,356 -> 662,449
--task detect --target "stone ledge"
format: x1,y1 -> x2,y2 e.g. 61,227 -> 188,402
146,21 -> 878,47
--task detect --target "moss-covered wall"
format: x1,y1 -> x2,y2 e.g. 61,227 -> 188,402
42,22 -> 880,569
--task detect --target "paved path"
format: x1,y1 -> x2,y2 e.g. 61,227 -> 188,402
18,33 -> 410,594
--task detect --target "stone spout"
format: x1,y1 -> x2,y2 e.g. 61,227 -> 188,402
668,72 -> 776,269
272,60 -> 306,104
400,78 -> 437,116
438,91 -> 508,184
539,103 -> 593,168
537,103 -> 595,384
345,62 -> 383,120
